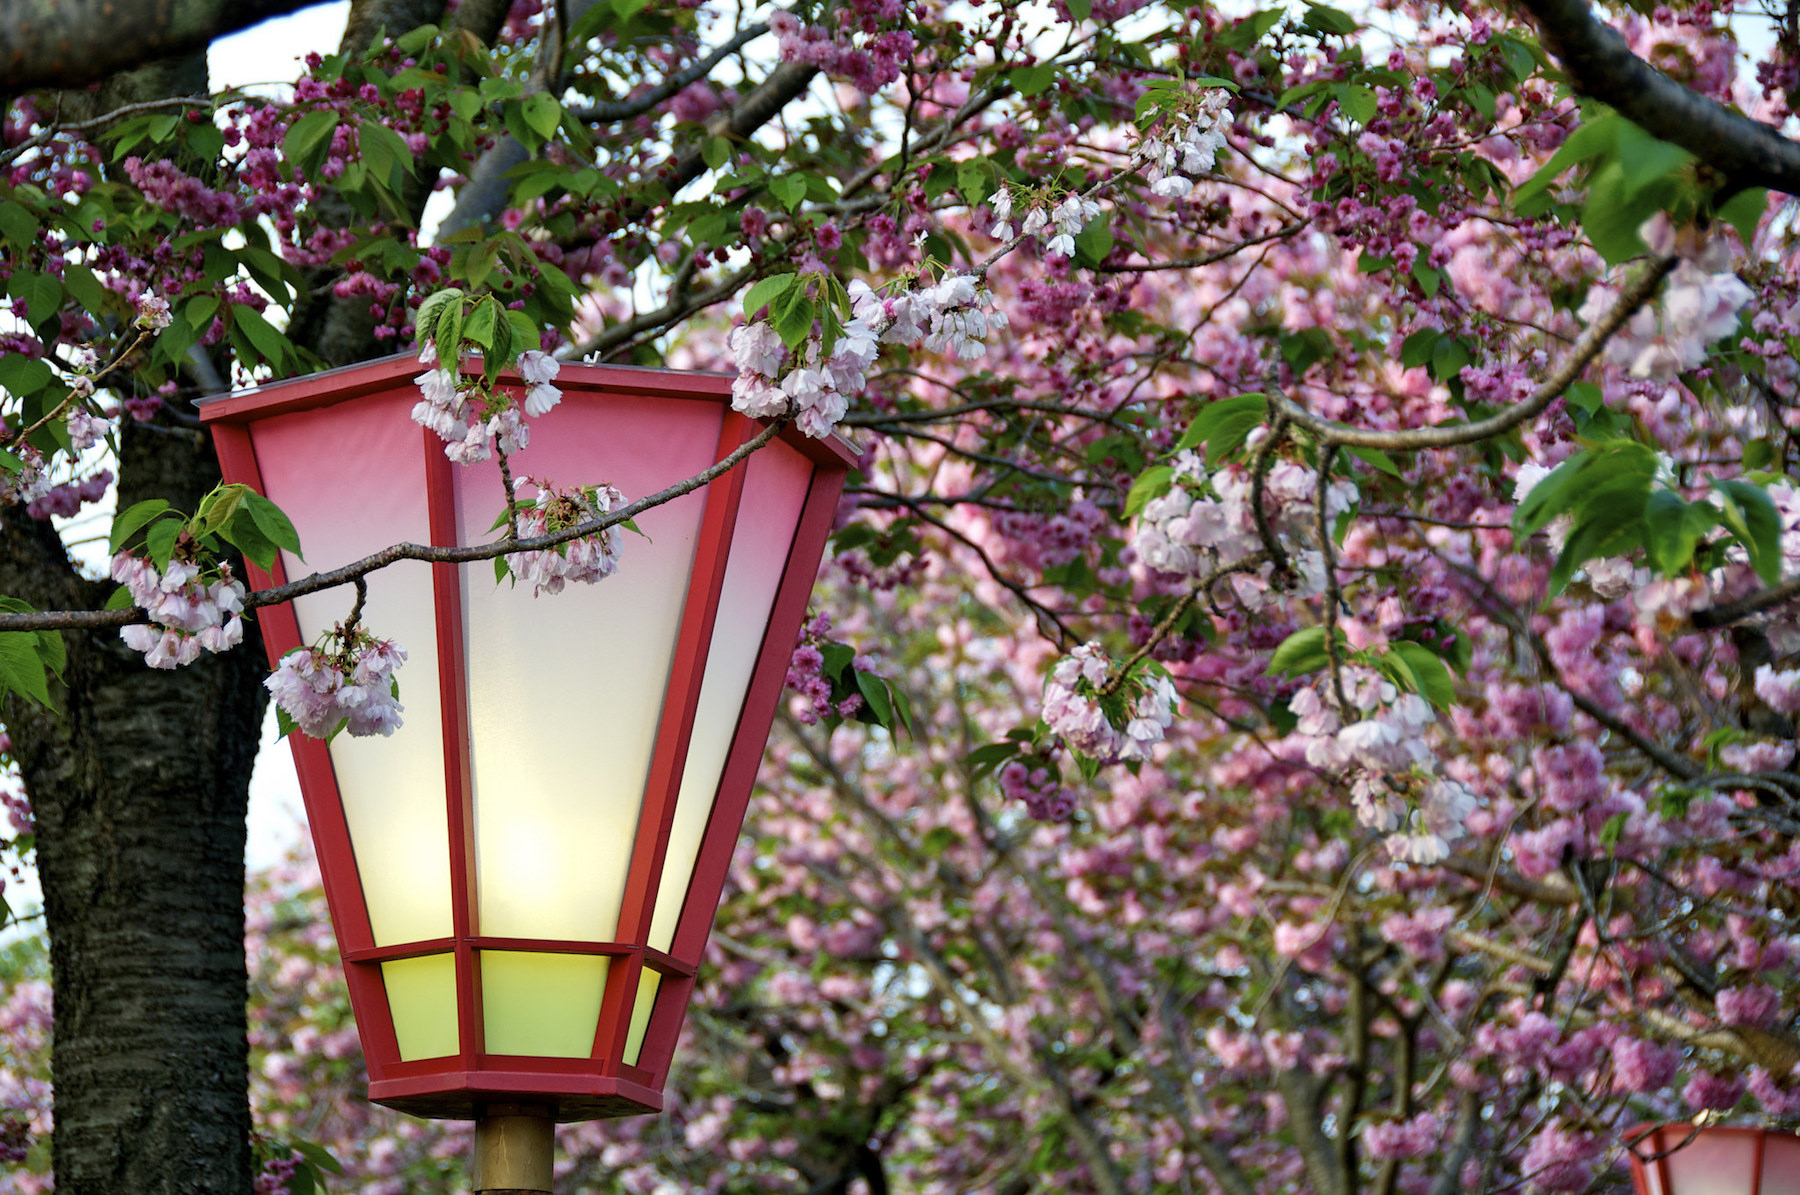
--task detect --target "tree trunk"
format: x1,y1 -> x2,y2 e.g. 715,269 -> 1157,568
5,6 -> 461,1189
2,418 -> 270,1195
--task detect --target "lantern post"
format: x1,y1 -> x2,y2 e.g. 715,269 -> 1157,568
198,352 -> 854,1192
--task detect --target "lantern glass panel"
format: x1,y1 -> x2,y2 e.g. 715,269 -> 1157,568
382,953 -> 459,1061
481,952 -> 610,1057
250,398 -> 453,946
647,439 -> 814,954
453,395 -> 722,942
1764,1135 -> 1800,1194
624,972 -> 661,1067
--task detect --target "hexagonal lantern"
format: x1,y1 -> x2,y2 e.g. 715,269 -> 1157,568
198,352 -> 852,1189
1626,1124 -> 1800,1195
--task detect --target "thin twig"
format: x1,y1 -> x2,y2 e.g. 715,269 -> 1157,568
572,23 -> 769,122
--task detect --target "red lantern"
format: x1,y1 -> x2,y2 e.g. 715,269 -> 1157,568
198,353 -> 851,1128
1626,1124 -> 1800,1195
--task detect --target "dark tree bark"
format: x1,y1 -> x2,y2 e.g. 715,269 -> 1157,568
1516,0 -> 1800,194
0,0 -> 328,95
0,44 -> 278,1195
3,421 -> 271,1195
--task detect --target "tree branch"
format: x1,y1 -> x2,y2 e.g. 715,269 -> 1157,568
570,22 -> 768,123
1268,255 -> 1676,451
1,0 -> 330,94
1517,0 -> 1800,194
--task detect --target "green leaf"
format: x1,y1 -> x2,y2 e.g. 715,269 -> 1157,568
1337,84 -> 1376,124
0,633 -> 55,711
462,298 -> 498,348
1302,3 -> 1358,34
185,294 -> 221,331
358,120 -> 415,187
701,136 -> 731,170
1073,217 -> 1114,268
1513,110 -> 1620,212
967,741 -> 1022,782
244,491 -> 303,558
820,641 -> 855,682
741,273 -> 798,318
1009,65 -> 1057,97
522,93 -> 563,141
1615,129 -> 1693,203
62,262 -> 108,314
772,293 -> 815,350
1642,489 -> 1714,576
1430,335 -> 1470,384
1175,393 -> 1268,463
855,670 -> 895,730
1386,642 -> 1455,709
1267,625 -> 1341,678
109,499 -> 173,553
1066,0 -> 1092,20
416,287 -> 462,337
104,585 -> 134,610
1125,466 -> 1175,518
435,299 -> 464,362
1714,478 -> 1784,585
11,273 -> 62,329
292,1140 -> 344,1177
1347,445 -> 1402,478
231,305 -> 290,368
769,174 -> 808,212
1716,187 -> 1769,249
145,520 -> 184,570
0,355 -> 52,397
282,110 -> 340,178
0,200 -> 36,248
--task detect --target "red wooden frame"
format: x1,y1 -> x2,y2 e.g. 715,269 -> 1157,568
200,353 -> 853,1121
1623,1123 -> 1796,1195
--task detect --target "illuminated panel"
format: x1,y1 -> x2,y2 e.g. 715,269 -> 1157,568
455,392 -> 720,942
250,392 -> 452,946
482,952 -> 610,1058
647,439 -> 812,954
382,954 -> 459,1061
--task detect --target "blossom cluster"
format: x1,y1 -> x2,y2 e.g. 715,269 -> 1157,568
1131,447 -> 1356,609
859,273 -> 1009,361
1578,214 -> 1752,381
729,273 -> 1009,437
264,629 -> 407,739
1139,92 -> 1233,199
110,553 -> 247,669
989,188 -> 1103,258
1041,643 -> 1177,762
411,343 -> 561,464
728,316 -> 878,438
1288,669 -> 1476,863
506,478 -> 627,596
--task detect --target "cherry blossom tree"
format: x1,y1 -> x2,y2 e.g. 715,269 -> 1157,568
4,0 -> 1800,1191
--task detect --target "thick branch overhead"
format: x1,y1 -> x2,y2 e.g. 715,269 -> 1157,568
0,0 -> 330,93
1515,0 -> 1800,193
